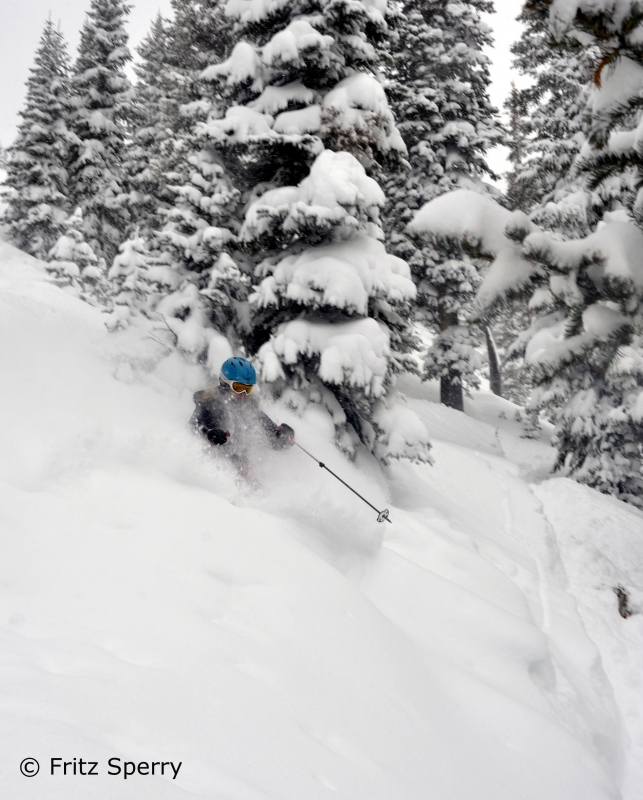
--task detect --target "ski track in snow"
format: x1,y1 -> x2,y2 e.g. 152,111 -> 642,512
0,241 -> 642,799
533,480 -> 643,800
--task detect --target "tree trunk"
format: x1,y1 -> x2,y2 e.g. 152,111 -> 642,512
439,305 -> 464,411
440,376 -> 464,411
484,324 -> 502,397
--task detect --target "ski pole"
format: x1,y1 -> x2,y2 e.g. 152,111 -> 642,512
294,442 -> 392,524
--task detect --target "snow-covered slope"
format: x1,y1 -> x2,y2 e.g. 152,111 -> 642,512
1,240 -> 642,799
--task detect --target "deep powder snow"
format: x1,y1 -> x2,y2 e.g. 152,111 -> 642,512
1,241 -> 642,799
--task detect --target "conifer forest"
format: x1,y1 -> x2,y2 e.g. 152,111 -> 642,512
3,0 -> 643,509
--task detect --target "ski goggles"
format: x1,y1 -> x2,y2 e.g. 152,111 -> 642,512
221,376 -> 254,395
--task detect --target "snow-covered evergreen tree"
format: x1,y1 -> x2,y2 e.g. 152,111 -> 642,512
505,82 -> 527,213
125,1 -> 235,242
99,1 -> 245,369
107,226 -> 247,373
247,150 -> 429,461
503,5 -> 622,243
106,232 -> 190,336
202,0 -> 405,195
67,0 -> 133,264
383,0 -> 505,410
160,0 -> 238,194
412,188 -> 643,507
158,125 -> 247,359
415,239 -> 485,410
1,19 -> 73,259
507,0 -> 643,503
492,81 -> 534,410
121,14 -> 175,239
499,13 -> 596,410
505,9 -> 596,218
385,0 -> 503,240
47,207 -> 110,306
487,298 -> 533,407
107,234 -> 155,329
192,0 -> 429,461
521,222 -> 643,506
135,0 -> 248,364
167,0 -> 231,76
527,0 -> 641,228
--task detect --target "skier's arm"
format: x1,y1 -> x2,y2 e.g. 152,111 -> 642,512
257,409 -> 295,449
190,391 -> 229,445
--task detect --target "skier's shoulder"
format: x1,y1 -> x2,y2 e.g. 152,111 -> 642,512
193,386 -> 226,407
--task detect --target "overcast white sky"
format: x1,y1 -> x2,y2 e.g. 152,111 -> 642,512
0,0 -> 522,176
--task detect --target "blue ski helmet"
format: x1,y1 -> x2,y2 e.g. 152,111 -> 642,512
220,356 -> 257,385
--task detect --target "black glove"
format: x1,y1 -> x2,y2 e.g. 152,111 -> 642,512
276,423 -> 295,448
206,427 -> 229,445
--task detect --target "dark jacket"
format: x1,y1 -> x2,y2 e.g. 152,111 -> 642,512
190,386 -> 291,459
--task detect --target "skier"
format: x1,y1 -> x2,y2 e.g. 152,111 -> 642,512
190,357 -> 295,478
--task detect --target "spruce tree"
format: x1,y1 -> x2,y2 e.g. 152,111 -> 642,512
520,222 -> 643,506
168,0 -> 231,69
505,6 -> 607,240
193,0 -> 430,461
130,0 -> 235,234
67,0 -> 133,264
505,83 -> 527,213
161,0 -> 237,190
47,207 -> 110,306
508,0 -> 643,505
160,0 -> 241,311
384,0 -> 505,411
2,19 -> 73,259
141,1 -> 246,357
515,1 -> 643,239
121,14 -> 175,239
411,187 -> 643,507
106,233 -> 172,329
102,2 -> 245,366
500,5 -> 616,415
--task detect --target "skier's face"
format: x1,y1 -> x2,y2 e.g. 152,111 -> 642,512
221,376 -> 254,400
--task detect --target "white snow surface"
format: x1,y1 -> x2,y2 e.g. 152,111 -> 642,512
591,58 -> 643,116
205,106 -> 276,142
284,149 -> 385,211
2,241 -> 643,798
225,0 -> 295,23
